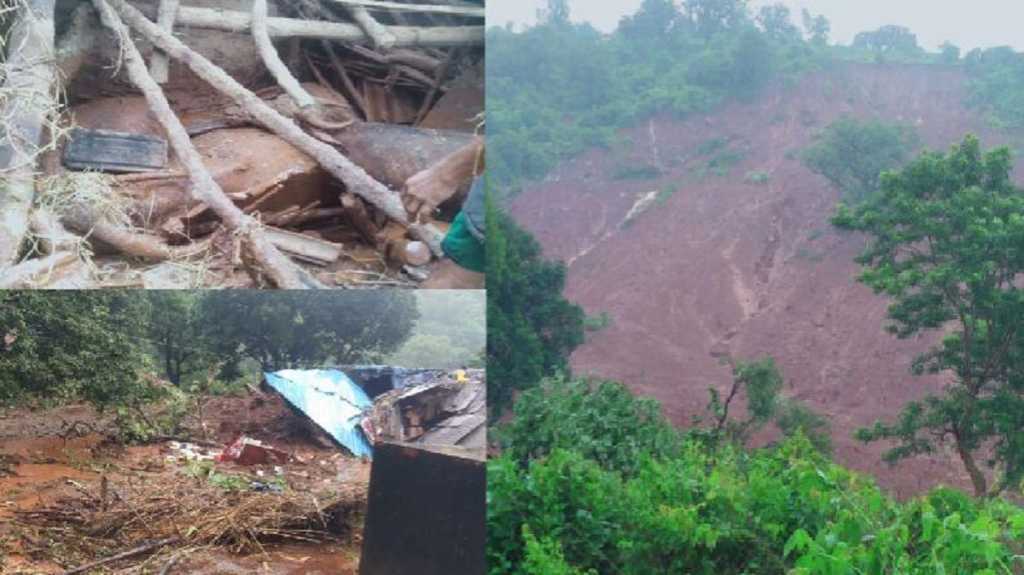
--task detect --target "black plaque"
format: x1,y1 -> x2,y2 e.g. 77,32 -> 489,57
63,128 -> 167,173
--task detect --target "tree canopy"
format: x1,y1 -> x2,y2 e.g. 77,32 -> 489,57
802,117 -> 920,202
833,135 -> 1024,497
486,196 -> 585,417
200,291 -> 418,372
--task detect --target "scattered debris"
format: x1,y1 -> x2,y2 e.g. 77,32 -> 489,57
167,440 -> 217,461
264,369 -> 375,458
365,368 -> 485,453
0,0 -> 484,288
216,435 -> 290,465
62,128 -> 169,173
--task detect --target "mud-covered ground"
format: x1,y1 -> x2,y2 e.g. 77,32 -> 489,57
510,62 -> 1024,498
0,395 -> 367,574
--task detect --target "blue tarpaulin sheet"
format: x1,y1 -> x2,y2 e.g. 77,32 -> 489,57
264,369 -> 374,458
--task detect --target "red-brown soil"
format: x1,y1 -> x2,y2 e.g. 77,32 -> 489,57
510,62 -> 1024,499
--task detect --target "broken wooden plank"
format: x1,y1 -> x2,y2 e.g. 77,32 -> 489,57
62,128 -> 168,173
264,227 -> 343,265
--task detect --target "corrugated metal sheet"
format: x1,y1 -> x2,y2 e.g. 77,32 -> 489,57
264,369 -> 374,458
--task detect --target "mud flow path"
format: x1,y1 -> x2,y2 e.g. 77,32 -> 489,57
510,62 -> 1024,498
0,397 -> 366,574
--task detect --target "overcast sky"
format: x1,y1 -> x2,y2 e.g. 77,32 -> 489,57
487,0 -> 1024,51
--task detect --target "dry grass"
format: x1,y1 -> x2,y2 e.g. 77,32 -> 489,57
14,466 -> 366,570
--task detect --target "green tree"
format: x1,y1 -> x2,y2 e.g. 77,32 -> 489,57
964,46 -> 1024,129
618,0 -> 681,40
542,0 -> 570,25
487,198 -> 585,417
939,41 -> 961,64
757,3 -> 799,43
853,25 -> 922,59
0,292 -> 153,407
200,291 -> 418,372
833,135 -> 1024,497
707,357 -> 783,442
800,9 -> 830,46
147,291 -> 210,385
802,117 -> 919,202
774,399 -> 832,455
683,0 -> 749,38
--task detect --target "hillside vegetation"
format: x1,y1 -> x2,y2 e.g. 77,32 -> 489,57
486,1 -> 1024,574
487,0 -> 1024,194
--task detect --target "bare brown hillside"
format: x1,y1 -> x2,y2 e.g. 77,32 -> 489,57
509,62 -> 1024,498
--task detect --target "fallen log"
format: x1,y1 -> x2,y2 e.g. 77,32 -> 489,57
92,0 -> 319,288
345,4 -> 397,50
168,6 -> 482,46
29,209 -> 81,255
62,203 -> 207,261
107,0 -> 445,255
0,0 -> 58,268
148,0 -> 179,83
332,122 -> 474,189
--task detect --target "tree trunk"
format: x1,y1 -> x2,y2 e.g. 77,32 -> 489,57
107,0 -> 445,254
954,432 -> 988,497
92,0 -> 319,289
0,0 -> 57,267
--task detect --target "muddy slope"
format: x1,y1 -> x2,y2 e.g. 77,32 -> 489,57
510,62 -> 1024,498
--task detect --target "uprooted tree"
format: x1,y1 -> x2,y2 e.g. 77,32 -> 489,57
833,135 -> 1024,498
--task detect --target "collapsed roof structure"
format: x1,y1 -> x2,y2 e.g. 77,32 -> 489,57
262,366 -> 485,459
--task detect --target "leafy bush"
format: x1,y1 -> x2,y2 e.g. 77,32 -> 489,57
496,377 -> 681,476
802,117 -> 919,202
489,435 -> 1024,575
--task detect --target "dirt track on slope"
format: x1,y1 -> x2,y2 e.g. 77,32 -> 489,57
510,62 -> 1024,498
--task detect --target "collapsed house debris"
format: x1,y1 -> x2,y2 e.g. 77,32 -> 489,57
261,366 -> 486,458
1,364 -> 485,572
0,0 -> 484,288
363,368 -> 485,453
264,368 -> 376,458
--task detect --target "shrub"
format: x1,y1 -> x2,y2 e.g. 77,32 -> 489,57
802,117 -> 919,202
